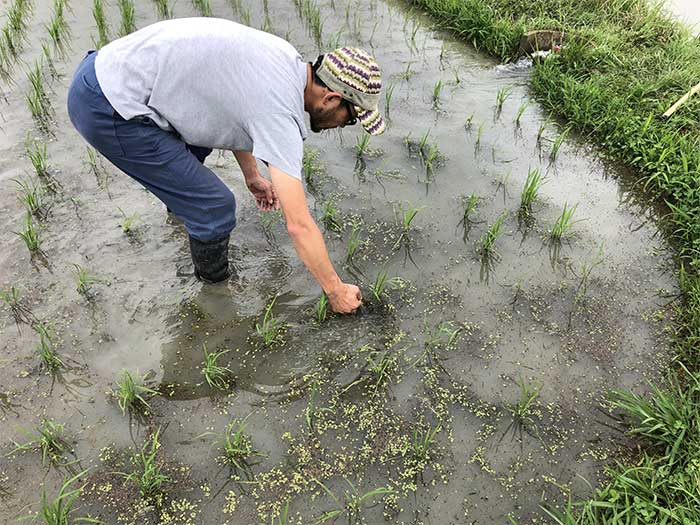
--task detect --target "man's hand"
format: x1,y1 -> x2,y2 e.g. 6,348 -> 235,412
245,174 -> 279,211
327,282 -> 362,314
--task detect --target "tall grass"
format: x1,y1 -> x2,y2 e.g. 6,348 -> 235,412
92,0 -> 110,48
117,0 -> 136,36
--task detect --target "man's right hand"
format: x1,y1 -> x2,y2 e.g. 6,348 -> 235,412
327,282 -> 362,314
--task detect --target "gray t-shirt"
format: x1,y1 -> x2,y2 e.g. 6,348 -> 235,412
95,17 -> 308,179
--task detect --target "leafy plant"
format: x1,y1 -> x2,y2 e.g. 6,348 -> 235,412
15,212 -> 43,254
549,202 -> 578,241
20,469 -> 98,524
201,344 -> 233,390
11,419 -> 70,467
120,428 -> 170,499
495,86 -> 512,113
321,198 -> 343,233
34,322 -> 63,373
519,167 -> 543,216
72,264 -> 100,299
314,292 -> 328,323
457,193 -> 480,241
477,211 -> 507,259
114,370 -> 158,415
314,479 -> 394,524
255,295 -> 285,347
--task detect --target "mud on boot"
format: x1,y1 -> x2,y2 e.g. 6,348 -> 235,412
189,234 -> 231,283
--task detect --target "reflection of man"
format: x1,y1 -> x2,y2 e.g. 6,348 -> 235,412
66,17 -> 385,314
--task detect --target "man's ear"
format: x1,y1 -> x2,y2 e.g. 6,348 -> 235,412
323,90 -> 343,106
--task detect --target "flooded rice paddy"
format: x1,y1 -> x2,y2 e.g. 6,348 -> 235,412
0,0 -> 676,523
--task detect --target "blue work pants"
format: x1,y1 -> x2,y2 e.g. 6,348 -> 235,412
66,51 -> 236,242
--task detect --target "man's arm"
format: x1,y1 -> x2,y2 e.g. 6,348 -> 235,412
269,165 -> 361,314
233,150 -> 279,210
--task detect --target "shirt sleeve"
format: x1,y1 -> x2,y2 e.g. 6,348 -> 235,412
246,113 -> 304,179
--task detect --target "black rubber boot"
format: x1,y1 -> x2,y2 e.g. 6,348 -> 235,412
189,234 -> 231,283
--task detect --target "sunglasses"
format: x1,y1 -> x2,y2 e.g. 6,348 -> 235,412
342,98 -> 358,126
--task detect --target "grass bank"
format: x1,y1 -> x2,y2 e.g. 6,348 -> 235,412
408,0 -> 700,522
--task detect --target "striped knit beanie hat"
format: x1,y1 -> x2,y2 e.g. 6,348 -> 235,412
316,47 -> 386,135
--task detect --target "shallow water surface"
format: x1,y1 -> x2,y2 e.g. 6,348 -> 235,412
0,0 -> 675,523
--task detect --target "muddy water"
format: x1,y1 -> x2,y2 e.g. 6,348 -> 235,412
0,0 -> 675,524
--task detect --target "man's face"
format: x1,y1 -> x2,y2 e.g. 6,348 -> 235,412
308,95 -> 358,133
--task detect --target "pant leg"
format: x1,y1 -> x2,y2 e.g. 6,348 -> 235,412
66,51 -> 235,242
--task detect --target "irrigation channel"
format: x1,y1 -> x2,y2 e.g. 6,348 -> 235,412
0,0 -> 677,523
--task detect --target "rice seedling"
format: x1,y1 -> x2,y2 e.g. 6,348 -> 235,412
506,377 -> 541,429
345,220 -> 363,266
325,29 -> 342,51
227,0 -> 242,14
72,264 -> 100,299
519,167 -> 543,216
192,0 -> 212,16
305,381 -> 334,433
495,86 -> 512,114
477,211 -> 507,259
365,349 -> 397,394
11,419 -> 70,467
321,198 -> 343,233
549,126 -> 571,161
392,203 -> 421,251
153,0 -> 171,19
574,241 -> 605,303
120,428 -> 170,499
118,0 -> 136,37
475,121 -> 485,151
41,42 -> 59,80
260,14 -> 273,34
432,79 -> 442,108
14,177 -> 45,218
46,0 -> 72,58
255,295 -> 285,347
0,286 -> 36,328
370,269 -> 402,304
15,212 -> 43,254
259,209 -> 282,242
536,117 -> 551,146
271,501 -> 290,525
20,470 -> 98,525
240,7 -> 252,26
457,193 -> 480,241
201,344 -> 233,390
314,478 -> 394,524
92,0 -> 110,48
302,147 -> 323,193
314,292 -> 328,323
396,61 -> 414,81
384,81 -> 395,118
25,60 -> 54,131
34,322 -> 63,373
407,421 -> 441,482
464,112 -> 474,131
26,136 -> 50,180
452,66 -> 461,85
114,369 -> 158,415
117,207 -> 139,235
208,416 -> 262,480
494,170 -> 511,204
549,202 -> 578,242
515,102 -> 529,127
354,134 -> 371,158
424,143 -> 440,178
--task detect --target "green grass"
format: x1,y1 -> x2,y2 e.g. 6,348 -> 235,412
201,344 -> 233,390
15,212 -> 43,254
120,428 -> 170,499
117,0 -> 136,36
34,322 -> 63,373
114,370 -> 158,415
477,211 -> 507,258
255,295 -> 285,347
519,167 -> 543,216
11,419 -> 69,467
408,0 -> 700,521
549,202 -> 577,242
20,469 -> 98,524
92,0 -> 110,48
314,292 -> 328,323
